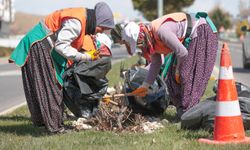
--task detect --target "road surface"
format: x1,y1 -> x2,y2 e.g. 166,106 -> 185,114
217,41 -> 250,86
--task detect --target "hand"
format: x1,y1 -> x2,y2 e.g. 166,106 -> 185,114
86,49 -> 100,60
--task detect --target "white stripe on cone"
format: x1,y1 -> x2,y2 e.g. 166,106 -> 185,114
219,66 -> 234,80
216,101 -> 241,117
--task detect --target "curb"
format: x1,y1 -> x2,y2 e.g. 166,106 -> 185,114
0,102 -> 27,116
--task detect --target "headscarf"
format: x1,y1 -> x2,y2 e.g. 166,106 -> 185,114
137,23 -> 155,61
95,2 -> 115,29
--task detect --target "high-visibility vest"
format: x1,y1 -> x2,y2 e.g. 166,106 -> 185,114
44,7 -> 87,50
151,12 -> 186,55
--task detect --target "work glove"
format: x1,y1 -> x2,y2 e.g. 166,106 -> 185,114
81,49 -> 100,61
131,82 -> 150,97
86,49 -> 100,60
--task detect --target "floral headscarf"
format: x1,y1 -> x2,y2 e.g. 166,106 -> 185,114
137,23 -> 155,61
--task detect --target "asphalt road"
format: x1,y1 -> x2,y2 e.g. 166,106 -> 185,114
217,41 -> 250,86
0,42 -> 249,114
0,45 -> 129,114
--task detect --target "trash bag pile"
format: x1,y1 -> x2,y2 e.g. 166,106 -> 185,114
181,81 -> 250,131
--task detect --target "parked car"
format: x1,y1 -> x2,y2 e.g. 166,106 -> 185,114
241,26 -> 250,69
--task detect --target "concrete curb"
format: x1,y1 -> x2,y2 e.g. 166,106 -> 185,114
0,102 -> 27,116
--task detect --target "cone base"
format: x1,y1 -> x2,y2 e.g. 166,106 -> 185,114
198,137 -> 250,145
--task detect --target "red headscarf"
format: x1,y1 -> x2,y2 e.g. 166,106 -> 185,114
137,23 -> 155,62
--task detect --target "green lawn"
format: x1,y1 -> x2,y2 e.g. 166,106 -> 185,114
106,56 -> 138,87
1,106 -> 250,150
1,56 -> 250,150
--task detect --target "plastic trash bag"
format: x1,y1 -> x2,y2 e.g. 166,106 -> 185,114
123,66 -> 170,116
63,57 -> 111,118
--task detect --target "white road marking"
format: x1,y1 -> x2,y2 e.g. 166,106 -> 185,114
0,70 -> 21,76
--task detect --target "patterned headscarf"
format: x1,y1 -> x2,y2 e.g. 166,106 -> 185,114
137,23 -> 155,61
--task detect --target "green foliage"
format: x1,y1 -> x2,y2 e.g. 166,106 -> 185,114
132,0 -> 194,21
209,7 -> 232,31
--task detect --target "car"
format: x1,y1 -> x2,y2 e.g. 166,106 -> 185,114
241,26 -> 250,69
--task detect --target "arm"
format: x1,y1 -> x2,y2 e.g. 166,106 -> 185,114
157,22 -> 188,68
144,53 -> 162,85
55,19 -> 90,61
130,53 -> 162,97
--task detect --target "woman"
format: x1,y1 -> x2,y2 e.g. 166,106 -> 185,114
9,2 -> 114,133
111,12 -> 218,118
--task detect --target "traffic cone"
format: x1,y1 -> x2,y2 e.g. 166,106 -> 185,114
198,43 -> 250,144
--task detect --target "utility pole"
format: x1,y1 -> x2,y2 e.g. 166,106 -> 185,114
157,0 -> 163,18
9,0 -> 12,22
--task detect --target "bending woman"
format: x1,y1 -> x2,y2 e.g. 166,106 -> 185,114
111,12 -> 218,118
9,2 -> 114,133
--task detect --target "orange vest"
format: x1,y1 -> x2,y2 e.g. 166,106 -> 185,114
82,35 -> 96,51
151,12 -> 187,55
44,8 -> 87,50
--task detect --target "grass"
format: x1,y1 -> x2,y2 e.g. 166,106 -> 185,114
106,55 -> 138,87
1,106 -> 250,150
1,56 -> 250,150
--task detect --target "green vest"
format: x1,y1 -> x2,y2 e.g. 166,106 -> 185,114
9,22 -> 67,85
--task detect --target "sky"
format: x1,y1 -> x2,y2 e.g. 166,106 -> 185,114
13,0 -> 246,19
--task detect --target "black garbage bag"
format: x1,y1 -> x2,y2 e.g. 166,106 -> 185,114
63,57 -> 111,118
123,66 -> 170,116
181,81 -> 250,131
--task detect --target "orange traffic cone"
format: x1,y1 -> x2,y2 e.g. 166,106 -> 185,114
198,43 -> 250,144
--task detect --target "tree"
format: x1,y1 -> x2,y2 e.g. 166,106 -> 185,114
209,7 -> 232,31
132,0 -> 194,21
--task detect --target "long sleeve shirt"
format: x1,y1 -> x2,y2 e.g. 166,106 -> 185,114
145,16 -> 207,85
55,19 -> 84,61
